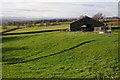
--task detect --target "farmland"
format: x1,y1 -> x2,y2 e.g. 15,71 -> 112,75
2,24 -> 119,78
1,17 -> 120,79
1,1 -> 120,79
4,24 -> 69,34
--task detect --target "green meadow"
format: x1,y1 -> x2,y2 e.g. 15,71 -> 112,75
2,28 -> 119,78
5,24 -> 69,33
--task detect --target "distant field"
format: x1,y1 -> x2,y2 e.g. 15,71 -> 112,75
2,31 -> 119,78
112,25 -> 120,27
2,26 -> 25,32
4,24 -> 69,33
2,22 -> 71,33
2,24 -> 120,34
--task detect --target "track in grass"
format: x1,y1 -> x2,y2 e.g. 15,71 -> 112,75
4,40 -> 95,65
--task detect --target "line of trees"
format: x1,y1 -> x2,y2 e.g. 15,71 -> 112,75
2,19 -> 75,29
2,13 -> 120,29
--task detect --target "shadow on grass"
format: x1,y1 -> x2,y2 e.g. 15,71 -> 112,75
2,37 -> 25,43
2,47 -> 29,63
2,34 -> 38,43
4,40 -> 95,65
111,27 -> 120,29
3,57 -> 23,63
3,47 -> 29,53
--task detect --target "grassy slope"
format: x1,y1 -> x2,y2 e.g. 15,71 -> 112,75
2,31 -> 119,78
2,22 -> 70,33
5,24 -> 69,33
2,26 -> 25,32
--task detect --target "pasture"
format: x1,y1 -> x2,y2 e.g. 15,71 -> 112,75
2,28 -> 119,78
4,24 -> 69,34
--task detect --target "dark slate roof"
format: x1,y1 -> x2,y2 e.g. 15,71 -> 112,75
71,16 -> 105,27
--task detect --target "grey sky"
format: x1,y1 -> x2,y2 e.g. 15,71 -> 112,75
1,0 -> 119,18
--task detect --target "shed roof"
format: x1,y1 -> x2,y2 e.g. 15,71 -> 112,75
70,16 -> 105,27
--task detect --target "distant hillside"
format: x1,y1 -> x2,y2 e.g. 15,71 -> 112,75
2,17 -> 48,21
2,17 -> 76,21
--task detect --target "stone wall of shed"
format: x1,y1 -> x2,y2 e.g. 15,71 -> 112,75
70,20 -> 84,31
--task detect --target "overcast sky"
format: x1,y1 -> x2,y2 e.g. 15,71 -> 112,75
1,0 -> 119,18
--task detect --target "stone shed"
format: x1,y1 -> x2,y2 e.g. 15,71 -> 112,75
70,16 -> 105,31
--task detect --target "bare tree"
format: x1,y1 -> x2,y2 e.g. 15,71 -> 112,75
79,15 -> 85,19
92,13 -> 103,20
2,24 -> 8,29
2,22 -> 8,29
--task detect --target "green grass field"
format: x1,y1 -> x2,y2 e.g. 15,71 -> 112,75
2,30 -> 119,78
1,22 -> 70,33
1,26 -> 25,32
3,24 -> 69,34
2,24 -> 120,34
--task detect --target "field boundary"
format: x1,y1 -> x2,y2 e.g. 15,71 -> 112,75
2,29 -> 68,35
2,27 -> 25,33
111,27 -> 120,29
4,40 -> 95,65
